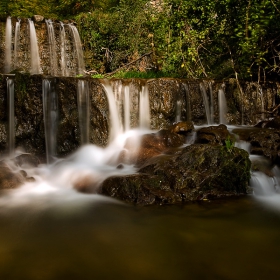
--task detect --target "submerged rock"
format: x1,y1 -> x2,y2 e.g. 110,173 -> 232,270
101,144 -> 251,205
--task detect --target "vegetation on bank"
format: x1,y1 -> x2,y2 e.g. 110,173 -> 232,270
0,0 -> 280,81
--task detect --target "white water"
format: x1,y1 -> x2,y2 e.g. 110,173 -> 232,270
69,24 -> 85,75
60,22 -> 68,76
77,80 -> 90,144
4,17 -> 12,73
28,19 -> 41,74
139,83 -> 151,129
46,20 -> 58,76
218,88 -> 228,124
199,83 -> 212,125
7,77 -> 15,156
14,19 -> 21,70
101,80 -> 123,143
175,99 -> 182,122
42,79 -> 58,164
124,85 -> 131,131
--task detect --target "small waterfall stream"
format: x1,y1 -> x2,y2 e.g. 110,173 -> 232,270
77,80 -> 90,145
69,24 -> 85,76
28,19 -> 41,74
199,83 -> 212,125
6,75 -> 15,156
218,87 -> 228,124
139,83 -> 150,129
14,19 -> 21,70
101,80 -> 123,143
124,84 -> 131,131
42,78 -> 58,164
60,22 -> 68,76
46,19 -> 58,76
4,17 -> 12,74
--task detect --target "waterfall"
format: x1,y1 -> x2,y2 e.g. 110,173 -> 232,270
199,83 -> 211,125
42,79 -> 58,164
77,80 -> 90,145
124,85 -> 131,131
208,82 -> 214,124
4,17 -> 12,73
175,99 -> 182,122
6,76 -> 15,156
139,83 -> 150,129
28,19 -> 41,74
183,83 -> 191,121
60,22 -> 68,76
14,19 -> 21,70
258,85 -> 265,120
218,87 -> 228,124
46,20 -> 58,76
69,24 -> 85,76
101,80 -> 123,143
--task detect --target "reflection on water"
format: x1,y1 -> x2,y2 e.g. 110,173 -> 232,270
0,196 -> 280,280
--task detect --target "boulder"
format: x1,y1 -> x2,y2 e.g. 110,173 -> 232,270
119,122 -> 191,166
101,144 -> 251,205
196,124 -> 234,145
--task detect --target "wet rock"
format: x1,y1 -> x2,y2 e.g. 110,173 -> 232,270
13,153 -> 41,168
196,124 -> 233,145
0,164 -> 25,190
119,126 -> 186,166
257,116 -> 280,129
169,121 -> 194,134
247,129 -> 280,164
101,144 -> 251,205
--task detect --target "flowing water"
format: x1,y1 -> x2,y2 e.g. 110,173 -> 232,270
14,19 -> 21,70
46,20 -> 58,76
4,17 -> 12,73
218,88 -> 228,124
6,76 -> 15,156
42,79 -> 58,164
28,19 -> 41,75
77,80 -> 90,145
0,122 -> 280,279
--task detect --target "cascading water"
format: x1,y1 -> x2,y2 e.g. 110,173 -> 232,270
6,75 -> 15,156
208,82 -> 214,124
124,84 -> 131,131
101,80 -> 123,143
183,83 -> 191,121
77,80 -> 90,145
69,24 -> 85,76
46,19 -> 58,76
139,83 -> 150,129
28,19 -> 41,74
14,19 -> 21,70
175,99 -> 182,122
4,17 -> 12,74
60,22 -> 68,77
199,83 -> 212,125
218,86 -> 228,124
42,78 -> 58,164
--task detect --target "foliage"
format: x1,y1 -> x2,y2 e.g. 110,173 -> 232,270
0,0 -> 279,80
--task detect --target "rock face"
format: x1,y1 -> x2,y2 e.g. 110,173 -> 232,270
101,144 -> 251,205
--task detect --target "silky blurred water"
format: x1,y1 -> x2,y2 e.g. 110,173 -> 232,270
0,195 -> 279,280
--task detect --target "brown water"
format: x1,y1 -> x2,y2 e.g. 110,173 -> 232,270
0,196 -> 279,280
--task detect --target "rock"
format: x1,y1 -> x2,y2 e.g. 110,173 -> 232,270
196,124 -> 234,145
119,127 -> 186,166
0,164 -> 25,190
169,121 -> 194,134
247,129 -> 280,164
262,117 -> 280,129
101,144 -> 251,205
32,15 -> 44,22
